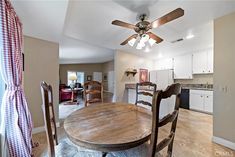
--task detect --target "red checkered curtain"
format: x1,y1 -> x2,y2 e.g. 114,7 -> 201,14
0,0 -> 33,156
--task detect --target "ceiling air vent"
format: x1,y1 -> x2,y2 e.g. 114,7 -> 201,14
171,38 -> 184,43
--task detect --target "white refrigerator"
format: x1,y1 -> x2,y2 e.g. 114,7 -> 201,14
149,69 -> 175,118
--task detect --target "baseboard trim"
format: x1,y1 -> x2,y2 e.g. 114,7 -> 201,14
212,136 -> 235,150
103,90 -> 113,94
32,122 -> 60,134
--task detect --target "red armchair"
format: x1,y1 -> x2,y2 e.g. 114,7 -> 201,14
59,84 -> 72,102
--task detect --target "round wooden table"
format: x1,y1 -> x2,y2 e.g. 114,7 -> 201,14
64,103 -> 152,155
64,87 -> 83,105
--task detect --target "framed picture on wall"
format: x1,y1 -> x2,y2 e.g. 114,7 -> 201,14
139,69 -> 148,83
87,75 -> 92,81
103,73 -> 107,82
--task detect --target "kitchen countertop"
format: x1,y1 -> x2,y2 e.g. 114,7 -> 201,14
182,87 -> 213,91
125,83 -> 154,91
181,84 -> 213,91
126,83 -> 213,91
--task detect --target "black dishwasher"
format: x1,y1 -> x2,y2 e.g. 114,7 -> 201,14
180,89 -> 189,109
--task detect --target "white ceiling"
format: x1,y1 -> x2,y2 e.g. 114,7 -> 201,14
12,0 -> 235,63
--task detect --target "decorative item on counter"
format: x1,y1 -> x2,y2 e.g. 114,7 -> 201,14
139,69 -> 148,83
125,68 -> 137,76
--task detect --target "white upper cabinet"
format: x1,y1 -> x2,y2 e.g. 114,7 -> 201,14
207,49 -> 214,73
192,48 -> 214,74
173,54 -> 193,79
193,51 -> 207,74
154,58 -> 173,70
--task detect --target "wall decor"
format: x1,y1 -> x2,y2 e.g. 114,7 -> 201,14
125,68 -> 137,76
103,73 -> 107,81
139,69 -> 148,83
87,75 -> 92,81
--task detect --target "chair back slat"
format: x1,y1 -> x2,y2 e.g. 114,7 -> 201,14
158,110 -> 178,127
149,83 -> 181,157
40,81 -> 58,157
135,82 -> 157,107
161,83 -> 181,99
136,100 -> 152,107
156,132 -> 175,152
137,91 -> 153,97
84,81 -> 103,106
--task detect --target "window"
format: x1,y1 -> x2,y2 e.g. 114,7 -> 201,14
67,71 -> 85,86
76,72 -> 84,85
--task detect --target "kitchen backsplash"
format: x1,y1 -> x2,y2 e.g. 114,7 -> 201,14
174,74 -> 213,84
181,83 -> 213,90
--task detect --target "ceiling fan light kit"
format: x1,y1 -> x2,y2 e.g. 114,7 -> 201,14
112,8 -> 184,50
148,38 -> 156,46
128,38 -> 137,47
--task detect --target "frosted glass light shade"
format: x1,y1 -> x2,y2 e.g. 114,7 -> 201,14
136,41 -> 145,49
128,38 -> 136,47
148,38 -> 156,46
136,43 -> 143,49
140,34 -> 149,43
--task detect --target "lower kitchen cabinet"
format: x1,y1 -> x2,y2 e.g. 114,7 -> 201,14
204,94 -> 213,113
190,90 -> 213,114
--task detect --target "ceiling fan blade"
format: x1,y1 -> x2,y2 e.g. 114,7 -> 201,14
150,8 -> 184,29
120,34 -> 138,45
146,32 -> 163,43
112,20 -> 137,29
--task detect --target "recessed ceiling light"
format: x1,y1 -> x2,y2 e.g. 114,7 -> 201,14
185,34 -> 194,39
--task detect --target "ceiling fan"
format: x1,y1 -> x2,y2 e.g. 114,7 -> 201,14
111,8 -> 184,50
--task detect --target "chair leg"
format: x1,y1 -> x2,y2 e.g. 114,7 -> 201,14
167,139 -> 174,157
102,152 -> 107,157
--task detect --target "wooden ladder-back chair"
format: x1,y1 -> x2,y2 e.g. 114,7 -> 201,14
40,81 -> 58,157
41,82 -> 103,157
84,81 -> 103,107
149,83 -> 181,157
135,82 -> 157,107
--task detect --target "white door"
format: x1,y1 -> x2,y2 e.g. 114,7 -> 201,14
193,51 -> 207,74
190,93 -> 204,111
204,94 -> 213,113
108,71 -> 114,93
173,54 -> 193,79
207,49 -> 214,73
128,89 -> 136,104
149,71 -> 157,83
156,70 -> 173,90
93,72 -> 102,82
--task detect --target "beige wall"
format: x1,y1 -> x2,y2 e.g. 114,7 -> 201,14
59,63 -> 103,85
102,60 -> 114,91
23,36 -> 59,128
175,74 -> 213,84
114,50 -> 154,102
214,12 -> 235,144
102,60 -> 114,73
